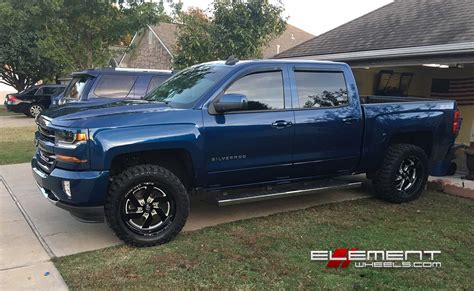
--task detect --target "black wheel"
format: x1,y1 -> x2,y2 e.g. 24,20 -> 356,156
28,104 -> 44,118
105,164 -> 190,247
373,143 -> 428,203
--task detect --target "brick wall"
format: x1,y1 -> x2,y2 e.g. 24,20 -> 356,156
127,30 -> 173,70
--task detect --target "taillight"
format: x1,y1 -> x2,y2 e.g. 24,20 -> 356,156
7,95 -> 18,103
452,110 -> 461,135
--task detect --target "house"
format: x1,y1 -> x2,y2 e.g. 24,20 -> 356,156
118,22 -> 178,70
262,24 -> 314,58
117,22 -> 313,69
275,0 -> 474,145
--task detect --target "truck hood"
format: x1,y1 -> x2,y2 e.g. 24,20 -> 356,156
41,100 -> 177,127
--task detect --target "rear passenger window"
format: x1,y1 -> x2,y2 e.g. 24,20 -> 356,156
34,88 -> 44,95
54,87 -> 65,95
146,76 -> 168,94
225,71 -> 284,111
41,87 -> 58,95
294,71 -> 348,108
94,74 -> 136,98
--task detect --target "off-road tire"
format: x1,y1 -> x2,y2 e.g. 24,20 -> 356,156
105,164 -> 190,247
373,143 -> 428,203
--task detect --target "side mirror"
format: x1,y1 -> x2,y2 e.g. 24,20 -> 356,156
214,93 -> 248,113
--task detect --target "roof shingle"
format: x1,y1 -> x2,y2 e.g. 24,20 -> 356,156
275,0 -> 474,58
262,24 -> 314,58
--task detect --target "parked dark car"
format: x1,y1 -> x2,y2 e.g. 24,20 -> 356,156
54,68 -> 172,106
4,84 -> 66,117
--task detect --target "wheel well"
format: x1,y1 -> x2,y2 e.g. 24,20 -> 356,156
110,149 -> 196,189
389,132 -> 433,158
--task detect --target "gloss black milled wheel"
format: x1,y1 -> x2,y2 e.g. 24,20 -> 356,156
395,156 -> 422,193
105,165 -> 190,247
374,143 -> 428,203
122,182 -> 176,235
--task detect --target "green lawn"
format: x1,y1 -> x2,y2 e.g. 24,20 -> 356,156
55,191 -> 473,289
0,126 -> 36,165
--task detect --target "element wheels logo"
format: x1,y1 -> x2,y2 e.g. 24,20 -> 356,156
311,249 -> 442,269
325,248 -> 358,269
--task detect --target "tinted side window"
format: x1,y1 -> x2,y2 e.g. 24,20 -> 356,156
34,87 -> 44,95
21,87 -> 38,95
54,87 -> 65,95
294,71 -> 348,108
146,76 -> 168,94
94,74 -> 136,98
225,71 -> 284,111
41,87 -> 58,95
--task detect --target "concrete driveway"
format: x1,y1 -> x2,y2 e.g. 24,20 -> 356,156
0,163 -> 372,289
0,114 -> 36,128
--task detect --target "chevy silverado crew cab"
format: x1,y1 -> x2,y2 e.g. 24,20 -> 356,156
32,60 -> 460,247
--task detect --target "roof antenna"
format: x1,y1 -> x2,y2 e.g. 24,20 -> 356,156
225,55 -> 239,65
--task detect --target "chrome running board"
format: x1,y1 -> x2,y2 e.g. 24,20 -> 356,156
216,178 -> 362,206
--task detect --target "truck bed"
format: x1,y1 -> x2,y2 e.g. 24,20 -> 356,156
360,95 -> 440,104
358,95 -> 457,174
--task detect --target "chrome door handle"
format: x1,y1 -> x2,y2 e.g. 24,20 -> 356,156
272,120 -> 293,129
342,116 -> 358,124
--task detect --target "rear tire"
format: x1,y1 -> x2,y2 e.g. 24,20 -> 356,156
373,144 -> 428,203
28,104 -> 44,118
105,164 -> 190,247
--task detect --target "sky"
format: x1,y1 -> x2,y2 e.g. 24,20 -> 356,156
1,0 -> 394,92
181,0 -> 393,36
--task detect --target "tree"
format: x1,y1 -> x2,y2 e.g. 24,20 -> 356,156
174,0 -> 287,69
38,0 -> 168,72
0,1 -> 63,91
0,0 -> 168,91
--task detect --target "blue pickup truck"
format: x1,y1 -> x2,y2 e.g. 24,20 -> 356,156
32,60 -> 460,246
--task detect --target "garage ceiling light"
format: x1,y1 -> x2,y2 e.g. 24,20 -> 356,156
422,64 -> 449,68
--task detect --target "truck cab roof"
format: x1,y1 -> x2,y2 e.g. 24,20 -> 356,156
71,67 -> 173,78
207,59 -> 347,67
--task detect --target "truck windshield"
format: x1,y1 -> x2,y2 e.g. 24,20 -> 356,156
144,64 -> 231,108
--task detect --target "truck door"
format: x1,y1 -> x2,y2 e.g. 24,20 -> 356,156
290,68 -> 363,177
202,67 -> 294,188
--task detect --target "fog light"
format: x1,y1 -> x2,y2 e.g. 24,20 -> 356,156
62,181 -> 72,199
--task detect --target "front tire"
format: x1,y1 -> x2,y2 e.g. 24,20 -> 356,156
105,165 -> 190,247
373,144 -> 428,203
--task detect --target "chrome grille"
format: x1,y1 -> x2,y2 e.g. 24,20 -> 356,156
38,126 -> 55,143
37,148 -> 55,173
35,116 -> 56,173
36,116 -> 55,143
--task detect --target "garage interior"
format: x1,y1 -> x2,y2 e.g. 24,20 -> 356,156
351,56 -> 474,145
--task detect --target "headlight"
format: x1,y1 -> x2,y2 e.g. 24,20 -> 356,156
55,130 -> 88,146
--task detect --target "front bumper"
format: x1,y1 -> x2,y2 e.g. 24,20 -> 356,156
32,158 -> 109,222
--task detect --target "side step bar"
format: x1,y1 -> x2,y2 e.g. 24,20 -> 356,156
216,178 -> 362,206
